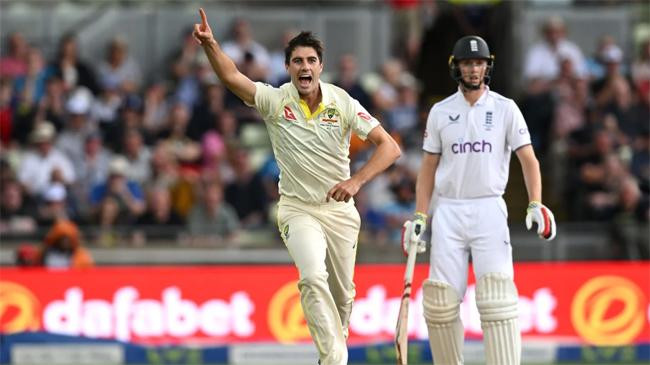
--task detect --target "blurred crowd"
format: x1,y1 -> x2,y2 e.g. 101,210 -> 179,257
0,1 -> 647,263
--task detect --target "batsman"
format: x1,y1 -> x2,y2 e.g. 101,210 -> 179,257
404,35 -> 556,365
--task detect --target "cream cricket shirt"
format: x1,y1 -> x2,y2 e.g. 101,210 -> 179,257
423,86 -> 531,199
253,81 -> 380,204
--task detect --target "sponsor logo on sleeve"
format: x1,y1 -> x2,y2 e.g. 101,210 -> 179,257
283,106 -> 297,121
357,112 -> 372,121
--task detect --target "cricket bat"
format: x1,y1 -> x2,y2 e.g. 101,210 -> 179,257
395,239 -> 419,365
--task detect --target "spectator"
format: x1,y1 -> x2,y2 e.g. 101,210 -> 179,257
631,39 -> 650,106
104,94 -> 146,152
523,16 -> 587,91
41,219 -> 93,268
133,185 -> 185,244
372,59 -> 408,112
586,35 -> 618,81
72,132 -> 112,219
0,32 -> 29,79
221,18 -> 270,81
142,82 -> 170,136
630,127 -> 649,191
200,130 -> 227,176
96,37 -> 142,93
37,76 -> 67,133
0,77 -> 13,146
187,82 -> 225,141
12,48 -> 50,108
90,156 -> 145,245
383,77 -> 419,137
376,167 -> 416,245
48,33 -> 99,94
158,102 -> 201,165
36,182 -> 73,226
268,29 -> 297,86
333,54 -> 372,112
187,181 -> 239,246
0,179 -> 37,235
148,143 -> 195,219
224,148 -> 268,228
122,128 -> 151,185
521,16 -> 587,155
18,121 -> 76,197
56,87 -> 97,164
591,43 -> 630,108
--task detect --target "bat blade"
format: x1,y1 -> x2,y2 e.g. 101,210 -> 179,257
395,242 -> 418,365
395,286 -> 411,364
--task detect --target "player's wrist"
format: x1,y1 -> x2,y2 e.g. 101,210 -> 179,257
414,211 -> 428,220
527,201 -> 542,209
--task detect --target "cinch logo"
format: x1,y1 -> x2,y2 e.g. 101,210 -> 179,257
451,140 -> 492,154
0,281 -> 41,333
571,275 -> 646,345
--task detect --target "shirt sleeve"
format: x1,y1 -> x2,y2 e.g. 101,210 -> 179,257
422,106 -> 441,154
505,100 -> 532,150
348,99 -> 380,140
251,82 -> 281,119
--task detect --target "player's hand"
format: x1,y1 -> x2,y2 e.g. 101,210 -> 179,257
326,177 -> 361,203
525,201 -> 556,241
192,8 -> 215,45
401,220 -> 426,256
411,211 -> 427,243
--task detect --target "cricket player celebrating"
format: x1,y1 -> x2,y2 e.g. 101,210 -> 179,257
192,9 -> 401,365
403,35 -> 556,364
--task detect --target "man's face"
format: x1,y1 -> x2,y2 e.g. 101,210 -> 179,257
458,59 -> 487,89
286,46 -> 322,96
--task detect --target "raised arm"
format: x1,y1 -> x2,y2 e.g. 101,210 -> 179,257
192,8 -> 256,105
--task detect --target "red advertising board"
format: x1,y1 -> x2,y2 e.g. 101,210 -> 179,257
0,262 -> 648,346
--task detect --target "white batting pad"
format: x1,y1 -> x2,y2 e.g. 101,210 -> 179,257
422,280 -> 464,365
476,273 -> 521,365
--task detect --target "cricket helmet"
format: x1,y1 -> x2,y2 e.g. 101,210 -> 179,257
448,35 -> 494,86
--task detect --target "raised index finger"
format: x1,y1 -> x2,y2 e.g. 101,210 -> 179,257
199,8 -> 208,27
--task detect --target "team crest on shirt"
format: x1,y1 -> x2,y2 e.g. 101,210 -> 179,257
283,106 -> 297,121
483,111 -> 493,131
321,108 -> 340,122
320,108 -> 341,130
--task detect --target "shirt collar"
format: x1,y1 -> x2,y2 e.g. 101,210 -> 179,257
288,80 -> 333,106
289,80 -> 332,119
456,85 -> 490,106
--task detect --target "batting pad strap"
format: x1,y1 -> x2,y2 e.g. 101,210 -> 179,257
475,273 -> 518,321
422,279 -> 460,323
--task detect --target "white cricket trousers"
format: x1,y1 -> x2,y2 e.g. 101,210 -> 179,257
277,195 -> 361,365
429,196 -> 514,297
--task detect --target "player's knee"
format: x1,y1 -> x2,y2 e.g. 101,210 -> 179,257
475,272 -> 518,322
422,279 -> 461,324
298,271 -> 329,291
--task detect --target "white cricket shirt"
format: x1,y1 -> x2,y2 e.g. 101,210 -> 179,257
253,81 -> 380,204
423,86 -> 531,199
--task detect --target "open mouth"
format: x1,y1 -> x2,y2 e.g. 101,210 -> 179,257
298,75 -> 312,87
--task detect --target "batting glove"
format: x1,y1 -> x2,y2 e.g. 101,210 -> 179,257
401,213 -> 428,256
412,212 -> 427,243
525,201 -> 556,241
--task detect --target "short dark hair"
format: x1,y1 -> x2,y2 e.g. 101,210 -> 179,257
284,31 -> 324,65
